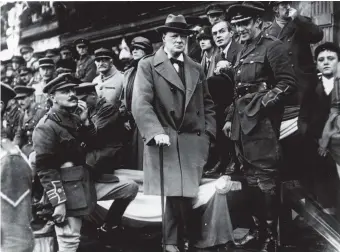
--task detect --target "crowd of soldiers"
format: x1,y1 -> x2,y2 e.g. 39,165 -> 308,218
1,1 -> 340,252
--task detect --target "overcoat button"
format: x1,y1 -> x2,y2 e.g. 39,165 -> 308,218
170,110 -> 175,116
197,131 -> 201,136
196,110 -> 200,115
291,64 -> 294,67
288,51 -> 293,55
288,39 -> 291,42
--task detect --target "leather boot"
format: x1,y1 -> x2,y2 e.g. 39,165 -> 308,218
204,160 -> 223,178
260,221 -> 278,252
234,216 -> 260,247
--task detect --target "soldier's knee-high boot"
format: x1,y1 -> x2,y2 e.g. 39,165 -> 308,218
260,193 -> 278,252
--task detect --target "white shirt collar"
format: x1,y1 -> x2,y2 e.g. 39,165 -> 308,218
222,41 -> 232,56
164,47 -> 184,62
322,76 -> 335,95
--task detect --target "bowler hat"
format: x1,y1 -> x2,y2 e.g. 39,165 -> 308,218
20,45 -> 34,55
131,37 -> 153,54
43,73 -> 81,94
39,57 -> 55,68
14,85 -> 35,99
156,14 -> 194,35
196,26 -> 213,40
94,48 -> 112,60
314,42 -> 340,61
75,83 -> 97,100
205,4 -> 225,15
228,1 -> 265,24
74,38 -> 90,47
19,66 -> 32,76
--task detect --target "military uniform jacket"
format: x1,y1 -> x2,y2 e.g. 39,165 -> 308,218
265,16 -> 323,105
33,107 -> 96,217
76,54 -> 97,82
2,102 -> 23,141
226,32 -> 296,137
14,103 -> 46,148
1,138 -> 34,252
85,98 -> 125,175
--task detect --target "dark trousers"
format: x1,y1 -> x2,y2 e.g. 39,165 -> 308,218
164,196 -> 192,246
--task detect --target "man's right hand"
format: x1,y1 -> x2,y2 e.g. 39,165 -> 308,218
222,121 -> 232,138
52,203 -> 66,224
154,134 -> 170,146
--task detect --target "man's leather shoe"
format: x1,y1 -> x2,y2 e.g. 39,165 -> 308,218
165,244 -> 180,252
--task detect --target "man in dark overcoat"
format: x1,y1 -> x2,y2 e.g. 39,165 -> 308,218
32,73 -> 138,251
224,2 -> 296,251
132,14 -> 216,252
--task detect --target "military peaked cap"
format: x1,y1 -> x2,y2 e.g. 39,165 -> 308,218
39,57 -> 55,68
205,4 -> 225,15
43,73 -> 81,94
94,48 -> 112,60
19,66 -> 32,76
14,85 -> 35,99
75,83 -> 97,100
228,1 -> 265,24
74,38 -> 90,47
12,55 -> 25,64
20,45 -> 34,55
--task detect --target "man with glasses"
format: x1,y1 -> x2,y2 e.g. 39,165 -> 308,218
92,48 -> 124,105
74,38 -> 97,82
224,2 -> 296,251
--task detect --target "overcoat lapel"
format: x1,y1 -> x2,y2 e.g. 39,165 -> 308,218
183,55 -> 200,109
153,48 -> 185,92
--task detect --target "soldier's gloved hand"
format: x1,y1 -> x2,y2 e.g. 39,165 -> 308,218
222,121 -> 232,138
53,203 -> 66,224
154,134 -> 170,147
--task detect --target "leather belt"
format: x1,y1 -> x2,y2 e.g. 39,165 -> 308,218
235,82 -> 269,98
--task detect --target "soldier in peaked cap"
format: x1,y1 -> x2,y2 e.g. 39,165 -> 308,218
32,74 -> 137,250
20,45 -> 38,69
13,85 -> 46,157
74,38 -> 97,82
1,82 -> 35,252
12,55 -> 25,72
205,3 -> 226,25
19,66 -> 34,86
59,44 -> 74,60
223,2 -> 297,251
132,14 -> 237,252
92,47 -> 124,105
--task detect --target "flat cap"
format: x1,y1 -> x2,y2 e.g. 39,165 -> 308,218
19,66 -> 32,76
43,73 -> 81,94
94,48 -> 112,60
1,82 -> 16,105
74,38 -> 90,47
20,45 -> 34,55
14,85 -> 35,99
228,1 -> 265,24
131,37 -> 153,54
75,82 -> 97,99
205,4 -> 225,15
39,57 -> 55,68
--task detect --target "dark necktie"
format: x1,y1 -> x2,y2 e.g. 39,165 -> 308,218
170,58 -> 185,85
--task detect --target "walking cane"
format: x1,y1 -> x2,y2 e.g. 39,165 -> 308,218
159,145 -> 166,252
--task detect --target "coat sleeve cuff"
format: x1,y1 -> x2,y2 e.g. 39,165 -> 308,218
46,180 -> 67,207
